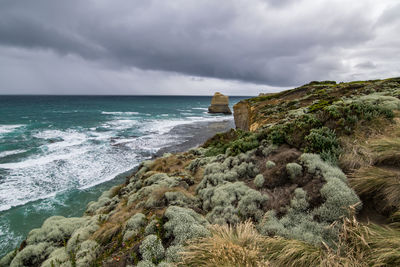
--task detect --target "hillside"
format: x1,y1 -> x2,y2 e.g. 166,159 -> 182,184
2,78 -> 400,267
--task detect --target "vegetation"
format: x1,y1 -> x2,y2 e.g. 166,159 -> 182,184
3,77 -> 400,266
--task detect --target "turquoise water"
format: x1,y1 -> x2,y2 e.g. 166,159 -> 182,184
0,95 -> 247,256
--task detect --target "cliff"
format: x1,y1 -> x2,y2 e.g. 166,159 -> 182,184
3,78 -> 400,267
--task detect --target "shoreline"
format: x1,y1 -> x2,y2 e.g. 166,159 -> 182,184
0,116 -> 235,258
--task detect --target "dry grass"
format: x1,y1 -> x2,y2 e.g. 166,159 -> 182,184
370,137 -> 400,166
389,211 -> 400,228
349,166 -> 400,211
339,117 -> 398,172
91,201 -> 138,244
179,221 -> 270,267
340,215 -> 400,267
180,216 -> 400,267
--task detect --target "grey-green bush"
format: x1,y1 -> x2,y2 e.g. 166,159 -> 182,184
202,182 -> 268,224
124,213 -> 147,241
254,174 -> 265,188
258,154 -> 360,248
286,162 -> 303,181
164,206 -> 210,246
139,235 -> 165,262
265,160 -> 276,169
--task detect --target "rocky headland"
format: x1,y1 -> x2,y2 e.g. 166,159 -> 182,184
2,78 -> 400,266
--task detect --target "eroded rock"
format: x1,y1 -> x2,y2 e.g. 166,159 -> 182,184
208,92 -> 232,114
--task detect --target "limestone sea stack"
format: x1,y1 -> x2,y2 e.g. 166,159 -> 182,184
208,92 -> 232,114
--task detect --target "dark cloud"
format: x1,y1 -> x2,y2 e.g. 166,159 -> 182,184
0,0 -> 398,94
355,61 -> 377,69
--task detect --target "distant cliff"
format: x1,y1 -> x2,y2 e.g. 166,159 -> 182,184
3,77 -> 400,267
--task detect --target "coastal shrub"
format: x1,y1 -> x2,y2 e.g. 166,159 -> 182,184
202,182 -> 268,224
268,124 -> 287,145
196,160 -> 246,194
137,260 -> 156,267
262,144 -> 278,157
259,154 -> 360,247
127,174 -> 180,206
254,174 -> 265,188
300,154 -> 360,221
75,240 -> 99,266
258,189 -> 337,247
164,206 -> 210,246
286,163 -> 303,181
304,127 -> 340,163
0,250 -> 16,267
314,178 -> 361,222
228,134 -> 259,156
41,247 -> 70,267
139,235 -> 165,263
145,219 -> 159,236
308,99 -> 331,112
124,213 -> 147,241
265,160 -> 276,169
66,216 -> 101,253
26,216 -> 88,246
158,261 -> 174,267
165,245 -> 183,263
300,153 -> 347,182
165,191 -> 199,208
9,242 -> 55,267
186,157 -> 214,173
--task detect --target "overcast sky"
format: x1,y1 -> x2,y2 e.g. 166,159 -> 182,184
0,0 -> 399,95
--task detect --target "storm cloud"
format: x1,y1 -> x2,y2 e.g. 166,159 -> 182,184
0,0 -> 399,94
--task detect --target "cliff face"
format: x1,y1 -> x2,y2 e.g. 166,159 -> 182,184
3,78 -> 400,267
233,101 -> 250,131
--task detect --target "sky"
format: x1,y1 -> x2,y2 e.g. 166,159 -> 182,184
0,0 -> 399,95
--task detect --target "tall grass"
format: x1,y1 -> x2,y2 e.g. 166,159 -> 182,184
180,218 -> 400,267
349,166 -> 400,211
179,221 -> 270,267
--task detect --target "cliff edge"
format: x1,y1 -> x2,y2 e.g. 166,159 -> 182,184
3,78 -> 400,267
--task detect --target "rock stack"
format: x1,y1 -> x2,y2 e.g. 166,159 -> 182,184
208,92 -> 232,114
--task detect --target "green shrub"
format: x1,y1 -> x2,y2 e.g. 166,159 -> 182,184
26,216 -> 88,247
75,240 -> 99,266
9,242 -> 55,267
258,189 -> 337,247
203,182 -> 268,224
137,260 -> 156,267
41,247 -> 69,267
165,191 -> 199,208
304,127 -> 340,163
164,206 -> 210,246
268,125 -> 287,145
165,245 -> 183,263
66,216 -> 101,253
265,160 -> 276,169
0,250 -> 16,267
259,154 -> 360,247
286,163 -> 303,181
254,174 -> 265,188
124,213 -> 147,241
140,235 -> 165,263
308,100 -> 331,112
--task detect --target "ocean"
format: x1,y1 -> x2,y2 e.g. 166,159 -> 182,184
0,95 -> 247,256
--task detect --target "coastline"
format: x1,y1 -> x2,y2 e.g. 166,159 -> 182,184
0,116 -> 235,258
